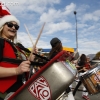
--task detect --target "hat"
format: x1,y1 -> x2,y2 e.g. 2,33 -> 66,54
0,2 -> 20,28
50,37 -> 61,47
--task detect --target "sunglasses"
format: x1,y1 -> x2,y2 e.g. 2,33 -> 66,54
5,22 -> 19,30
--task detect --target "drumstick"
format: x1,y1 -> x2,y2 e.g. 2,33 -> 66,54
28,22 -> 46,61
24,24 -> 34,45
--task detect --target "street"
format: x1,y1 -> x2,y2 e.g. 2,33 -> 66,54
57,80 -> 100,100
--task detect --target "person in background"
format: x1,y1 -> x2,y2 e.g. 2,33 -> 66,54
49,37 -> 75,100
73,54 -> 92,100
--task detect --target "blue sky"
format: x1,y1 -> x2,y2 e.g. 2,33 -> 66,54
1,0 -> 100,55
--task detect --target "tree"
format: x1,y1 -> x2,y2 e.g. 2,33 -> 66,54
93,51 -> 100,60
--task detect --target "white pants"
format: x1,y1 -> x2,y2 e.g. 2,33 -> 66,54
79,72 -> 89,96
82,86 -> 88,96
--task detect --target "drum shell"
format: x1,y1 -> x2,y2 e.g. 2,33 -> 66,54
11,61 -> 77,100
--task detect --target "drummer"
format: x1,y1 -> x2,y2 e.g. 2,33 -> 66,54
49,37 -> 75,100
0,4 -> 36,99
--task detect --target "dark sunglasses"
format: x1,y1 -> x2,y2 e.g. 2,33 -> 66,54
5,22 -> 19,30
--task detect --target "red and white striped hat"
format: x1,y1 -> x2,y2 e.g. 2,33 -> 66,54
0,2 -> 20,28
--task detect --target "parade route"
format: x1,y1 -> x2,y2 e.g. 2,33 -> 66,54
73,81 -> 100,100
75,91 -> 100,100
57,80 -> 100,100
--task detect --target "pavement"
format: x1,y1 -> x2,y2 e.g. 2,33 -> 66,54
57,80 -> 100,100
73,81 -> 100,100
75,91 -> 100,100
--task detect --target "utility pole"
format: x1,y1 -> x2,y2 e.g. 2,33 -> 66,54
74,11 -> 78,50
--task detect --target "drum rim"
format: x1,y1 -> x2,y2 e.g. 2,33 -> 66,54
82,67 -> 99,76
92,60 -> 100,63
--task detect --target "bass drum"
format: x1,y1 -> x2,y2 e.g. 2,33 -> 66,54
81,64 -> 100,95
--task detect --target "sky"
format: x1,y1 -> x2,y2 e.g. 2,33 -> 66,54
1,0 -> 100,55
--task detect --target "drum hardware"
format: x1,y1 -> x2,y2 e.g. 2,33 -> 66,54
91,60 -> 100,63
28,53 -> 49,79
96,82 -> 100,90
33,53 -> 50,61
28,65 -> 34,79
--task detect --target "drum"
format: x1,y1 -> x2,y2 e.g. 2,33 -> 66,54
81,65 -> 100,95
8,51 -> 77,100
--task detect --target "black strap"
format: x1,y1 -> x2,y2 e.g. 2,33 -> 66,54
0,38 -> 5,61
2,57 -> 46,66
16,43 -> 31,53
33,53 -> 50,61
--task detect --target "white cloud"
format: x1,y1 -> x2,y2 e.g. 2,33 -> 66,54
78,38 -> 100,55
64,3 -> 76,15
34,3 -> 76,23
1,0 -> 60,15
77,4 -> 90,13
17,31 -> 51,48
17,32 -> 33,47
40,8 -> 62,23
80,10 -> 100,22
44,22 -> 72,35
83,13 -> 99,21
78,23 -> 88,28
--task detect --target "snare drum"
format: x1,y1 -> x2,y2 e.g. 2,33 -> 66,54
81,65 -> 100,95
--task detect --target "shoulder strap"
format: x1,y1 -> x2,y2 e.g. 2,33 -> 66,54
0,38 -> 5,47
2,57 -> 46,66
0,38 -> 5,61
16,43 -> 31,53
